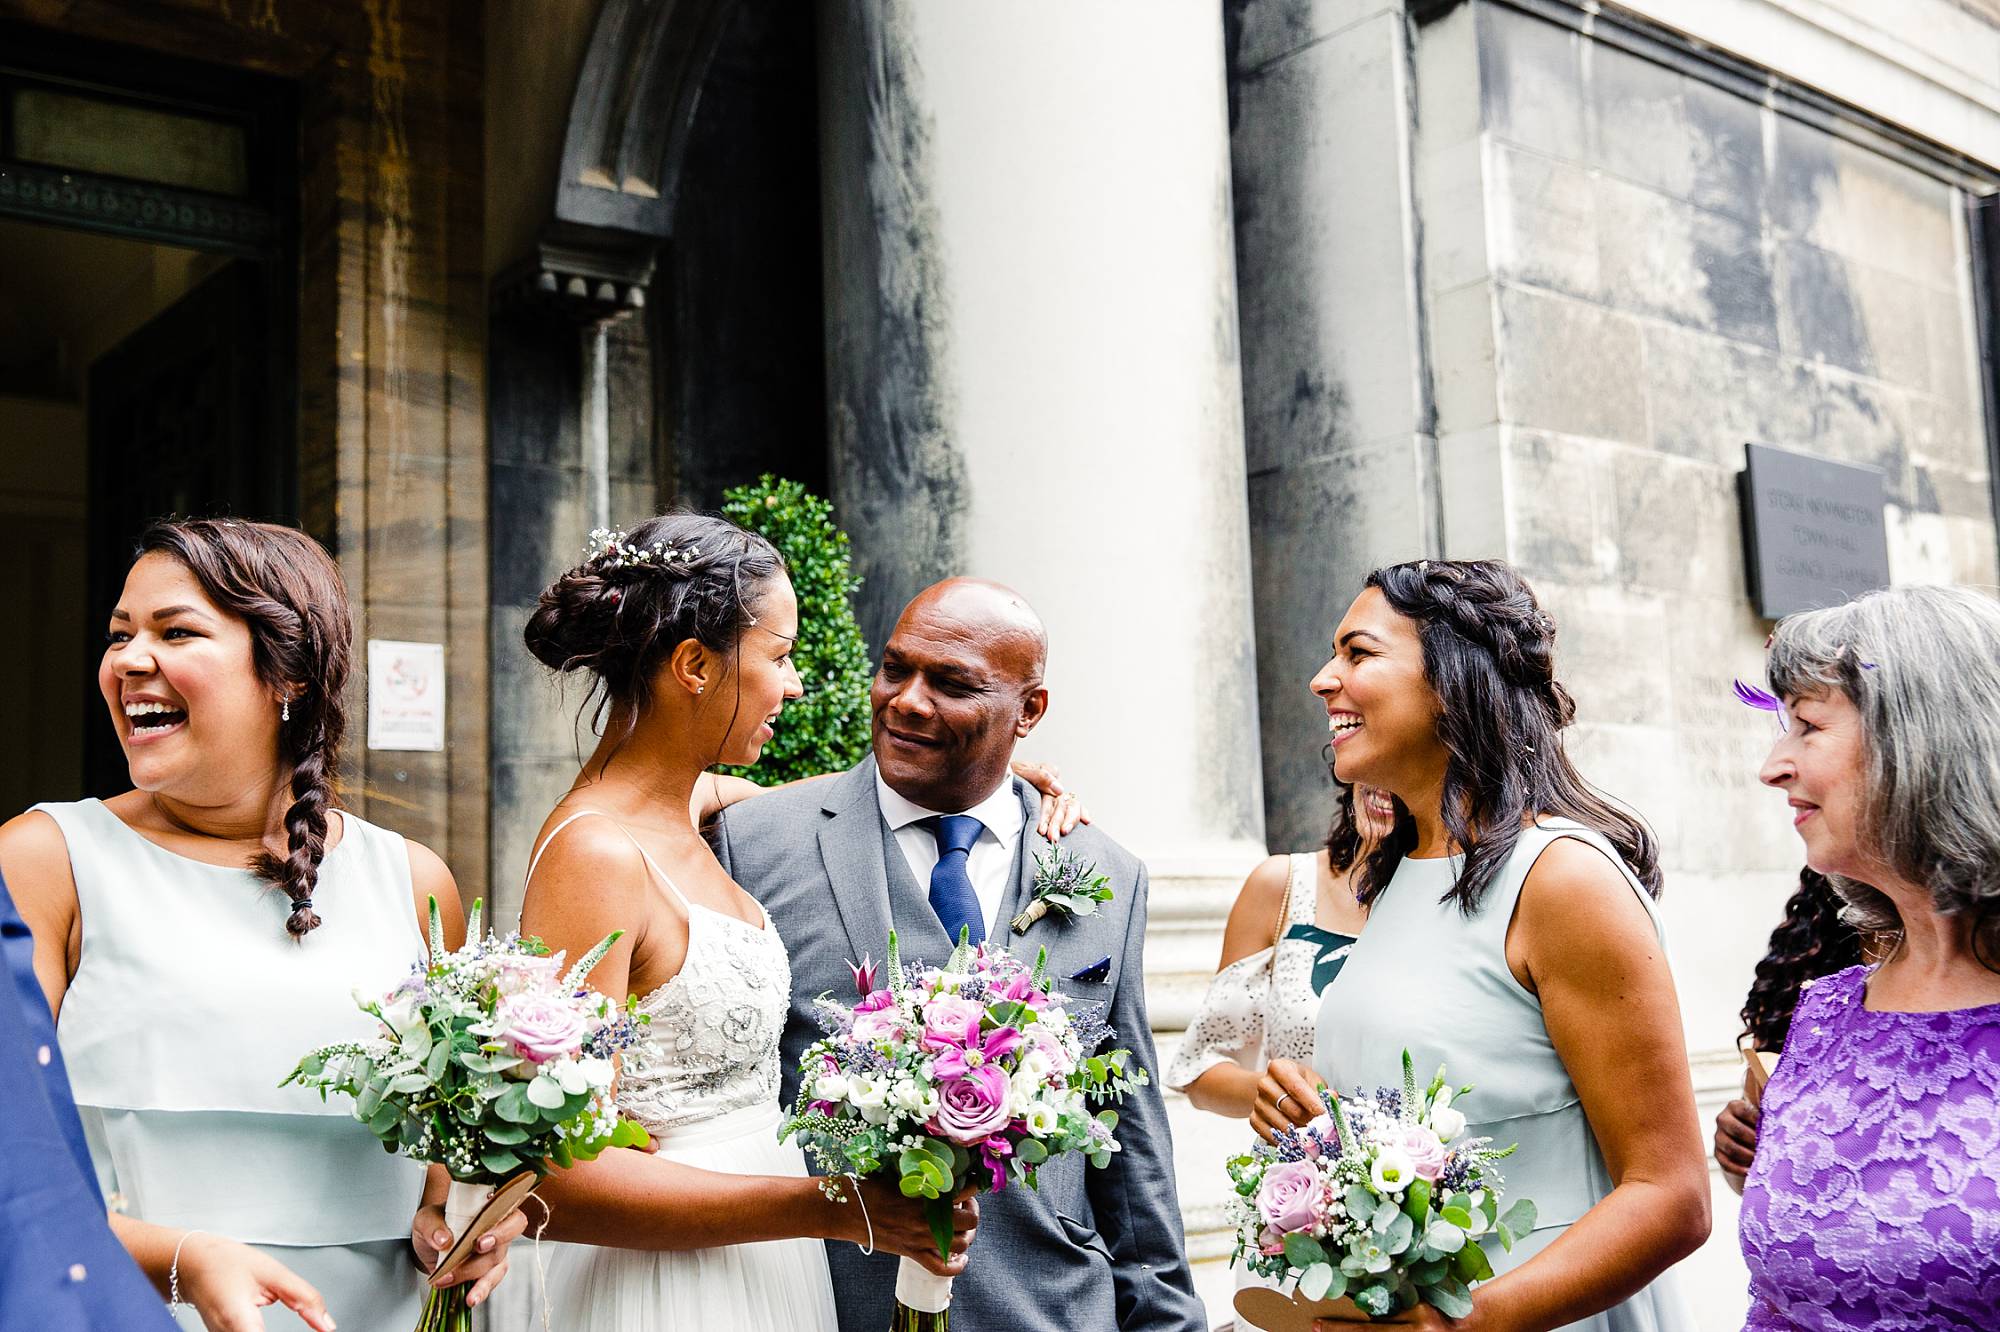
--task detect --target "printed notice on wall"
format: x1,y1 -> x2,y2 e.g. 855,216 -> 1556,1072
367,640 -> 446,752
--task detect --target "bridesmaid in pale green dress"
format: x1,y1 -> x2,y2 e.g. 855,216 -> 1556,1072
0,520 -> 525,1330
1291,560 -> 1708,1332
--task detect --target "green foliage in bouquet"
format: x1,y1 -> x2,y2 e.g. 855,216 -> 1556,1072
282,898 -> 650,1184
716,475 -> 872,785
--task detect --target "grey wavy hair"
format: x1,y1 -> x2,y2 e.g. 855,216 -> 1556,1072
1766,584 -> 2000,971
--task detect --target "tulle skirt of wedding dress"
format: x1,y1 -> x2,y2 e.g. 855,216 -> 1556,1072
528,1103 -> 839,1332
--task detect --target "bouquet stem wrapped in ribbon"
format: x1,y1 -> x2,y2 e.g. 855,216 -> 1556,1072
285,898 -> 651,1332
1228,1051 -> 1536,1328
782,930 -> 1147,1331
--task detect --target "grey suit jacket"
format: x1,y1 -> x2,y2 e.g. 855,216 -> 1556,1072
714,756 -> 1207,1332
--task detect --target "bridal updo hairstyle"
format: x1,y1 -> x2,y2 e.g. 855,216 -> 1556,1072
1357,558 -> 1661,914
138,518 -> 352,939
523,513 -> 785,746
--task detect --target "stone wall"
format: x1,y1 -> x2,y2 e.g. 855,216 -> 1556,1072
1412,2 -> 1999,1318
8,0 -> 496,895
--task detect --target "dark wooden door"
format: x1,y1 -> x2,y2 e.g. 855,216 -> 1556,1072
84,257 -> 292,796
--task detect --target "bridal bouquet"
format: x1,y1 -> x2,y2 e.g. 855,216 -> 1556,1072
1227,1052 -> 1535,1326
781,932 -> 1147,1331
283,898 -> 650,1332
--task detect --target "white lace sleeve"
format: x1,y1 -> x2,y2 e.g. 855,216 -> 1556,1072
1164,946 -> 1274,1091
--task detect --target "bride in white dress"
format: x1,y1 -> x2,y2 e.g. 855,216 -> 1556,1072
509,516 -> 975,1331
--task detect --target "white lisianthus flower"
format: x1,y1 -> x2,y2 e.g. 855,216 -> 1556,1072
377,992 -> 424,1038
1023,1102 -> 1060,1136
1430,1103 -> 1467,1141
813,1072 -> 852,1103
552,1057 -> 591,1095
1370,1145 -> 1417,1194
850,1075 -> 894,1124
1017,1048 -> 1053,1081
574,1055 -> 616,1090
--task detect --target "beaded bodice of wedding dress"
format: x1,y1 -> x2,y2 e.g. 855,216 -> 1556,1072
614,898 -> 791,1134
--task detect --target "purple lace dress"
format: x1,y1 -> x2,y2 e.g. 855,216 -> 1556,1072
1739,965 -> 2000,1330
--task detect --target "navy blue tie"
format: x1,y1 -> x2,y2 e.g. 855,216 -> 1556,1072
927,815 -> 986,946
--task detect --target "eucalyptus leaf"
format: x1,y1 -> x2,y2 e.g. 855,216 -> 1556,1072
1499,1198 -> 1538,1235
1283,1234 -> 1329,1270
1452,1239 -> 1494,1283
1425,1277 -> 1474,1319
525,1077 -> 566,1110
1298,1262 -> 1335,1301
1424,1222 -> 1466,1254
496,1083 -> 537,1124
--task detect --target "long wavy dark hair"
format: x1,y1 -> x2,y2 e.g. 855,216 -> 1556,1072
1740,869 -> 1867,1050
137,519 -> 352,939
1354,560 -> 1661,913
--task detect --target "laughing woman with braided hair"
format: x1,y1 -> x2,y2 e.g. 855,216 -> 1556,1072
1303,560 -> 1706,1332
0,519 -> 524,1330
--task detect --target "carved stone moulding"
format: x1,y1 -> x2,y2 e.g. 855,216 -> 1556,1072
0,160 -> 275,256
492,222 -> 657,325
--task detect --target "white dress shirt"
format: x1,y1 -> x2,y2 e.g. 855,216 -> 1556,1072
875,771 -> 1025,936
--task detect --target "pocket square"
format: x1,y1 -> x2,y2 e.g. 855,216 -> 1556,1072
1069,955 -> 1112,984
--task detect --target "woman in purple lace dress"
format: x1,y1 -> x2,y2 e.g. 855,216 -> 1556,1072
1742,585 -> 2000,1330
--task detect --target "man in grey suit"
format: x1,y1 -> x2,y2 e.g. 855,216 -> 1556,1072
713,578 -> 1206,1332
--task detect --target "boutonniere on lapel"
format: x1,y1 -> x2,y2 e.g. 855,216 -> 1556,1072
1011,845 -> 1113,934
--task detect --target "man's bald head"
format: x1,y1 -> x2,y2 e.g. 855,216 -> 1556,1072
871,578 -> 1052,811
894,578 -> 1047,683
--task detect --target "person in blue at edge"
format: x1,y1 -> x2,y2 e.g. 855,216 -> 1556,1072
2,865 -> 334,1332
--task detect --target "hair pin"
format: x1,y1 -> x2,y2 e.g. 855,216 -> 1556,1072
585,527 -> 698,570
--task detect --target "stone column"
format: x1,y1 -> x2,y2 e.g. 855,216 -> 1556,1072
817,2 -> 1264,1315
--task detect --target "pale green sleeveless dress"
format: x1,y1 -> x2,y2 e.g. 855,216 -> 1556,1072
1312,818 -> 1695,1331
39,799 -> 430,1330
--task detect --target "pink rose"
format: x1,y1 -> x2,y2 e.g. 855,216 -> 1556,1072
490,954 -> 559,997
920,994 -> 985,1051
930,1065 -> 1011,1145
492,993 -> 587,1064
1023,1024 -> 1074,1075
850,1006 -> 905,1043
1255,1160 -> 1324,1236
1396,1126 -> 1449,1182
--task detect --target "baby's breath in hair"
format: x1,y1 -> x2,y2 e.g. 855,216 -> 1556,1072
584,526 -> 699,570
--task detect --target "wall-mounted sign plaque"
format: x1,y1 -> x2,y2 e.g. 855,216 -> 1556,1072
1738,443 -> 1890,619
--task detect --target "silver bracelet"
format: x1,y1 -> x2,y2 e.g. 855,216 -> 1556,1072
846,1175 -> 874,1256
168,1229 -> 206,1307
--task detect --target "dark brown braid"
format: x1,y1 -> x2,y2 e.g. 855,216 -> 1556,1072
1358,559 -> 1661,914
1740,869 -> 1867,1050
138,519 -> 352,938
